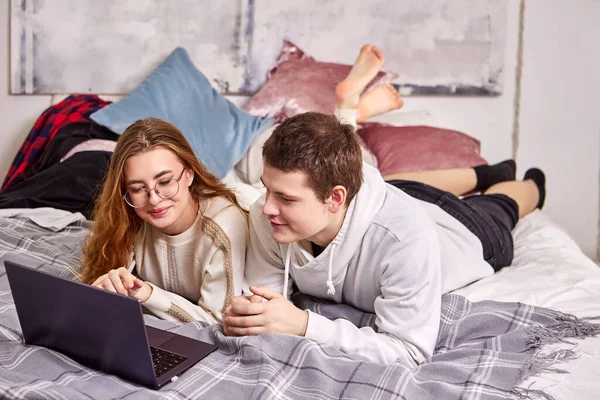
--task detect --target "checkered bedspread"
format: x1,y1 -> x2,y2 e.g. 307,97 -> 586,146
0,211 -> 597,400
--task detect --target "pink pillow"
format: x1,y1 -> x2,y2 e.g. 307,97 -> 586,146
245,41 -> 398,121
357,124 -> 487,176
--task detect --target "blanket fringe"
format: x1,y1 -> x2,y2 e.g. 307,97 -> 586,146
526,314 -> 600,349
511,314 -> 600,399
513,385 -> 556,400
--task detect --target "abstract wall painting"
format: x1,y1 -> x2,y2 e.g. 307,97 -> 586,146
11,0 -> 507,95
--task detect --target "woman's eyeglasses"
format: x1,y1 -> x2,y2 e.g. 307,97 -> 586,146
123,168 -> 186,208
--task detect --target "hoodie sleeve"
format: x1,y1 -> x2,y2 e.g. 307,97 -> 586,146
244,197 -> 289,295
304,228 -> 442,366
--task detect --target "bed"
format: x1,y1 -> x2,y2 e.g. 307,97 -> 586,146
454,210 -> 600,399
1,48 -> 599,399
0,207 -> 599,399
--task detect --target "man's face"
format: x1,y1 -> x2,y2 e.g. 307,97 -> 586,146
261,165 -> 332,244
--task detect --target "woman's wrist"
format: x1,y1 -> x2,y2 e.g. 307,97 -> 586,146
137,282 -> 153,303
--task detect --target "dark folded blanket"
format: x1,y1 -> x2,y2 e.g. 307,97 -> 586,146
0,122 -> 118,219
2,94 -> 111,192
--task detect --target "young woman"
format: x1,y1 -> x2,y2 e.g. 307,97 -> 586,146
80,118 -> 248,325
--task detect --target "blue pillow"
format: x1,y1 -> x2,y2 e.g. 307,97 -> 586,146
90,47 -> 274,178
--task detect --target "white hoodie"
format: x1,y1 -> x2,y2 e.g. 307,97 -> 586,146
245,164 -> 493,366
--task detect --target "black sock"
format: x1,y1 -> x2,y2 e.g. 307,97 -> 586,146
524,168 -> 546,209
474,159 -> 516,192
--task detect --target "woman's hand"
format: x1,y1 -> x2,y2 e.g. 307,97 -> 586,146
91,267 -> 153,302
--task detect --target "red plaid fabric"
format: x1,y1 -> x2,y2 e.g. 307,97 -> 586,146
2,94 -> 111,192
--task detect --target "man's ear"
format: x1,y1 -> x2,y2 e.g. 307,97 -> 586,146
328,185 -> 347,213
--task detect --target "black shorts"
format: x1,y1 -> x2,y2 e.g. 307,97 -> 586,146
387,180 -> 519,271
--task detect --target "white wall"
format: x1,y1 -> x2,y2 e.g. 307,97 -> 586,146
517,0 -> 600,261
1,0 -> 599,259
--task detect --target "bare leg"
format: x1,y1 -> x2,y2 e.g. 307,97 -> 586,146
383,160 -> 516,196
384,168 -> 477,196
357,84 -> 404,122
336,45 -> 385,110
484,180 -> 540,219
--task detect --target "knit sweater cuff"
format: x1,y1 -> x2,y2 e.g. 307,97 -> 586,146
142,282 -> 171,314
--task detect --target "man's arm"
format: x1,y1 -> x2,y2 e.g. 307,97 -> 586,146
243,198 -> 290,295
227,227 -> 443,366
223,197 -> 291,335
307,229 -> 442,365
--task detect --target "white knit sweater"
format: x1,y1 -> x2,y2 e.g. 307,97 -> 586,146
133,197 -> 248,324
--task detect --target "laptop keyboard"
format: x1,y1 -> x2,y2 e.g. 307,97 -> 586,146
150,346 -> 187,377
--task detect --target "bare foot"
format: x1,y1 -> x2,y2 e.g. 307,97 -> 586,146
357,84 -> 404,122
335,45 -> 385,109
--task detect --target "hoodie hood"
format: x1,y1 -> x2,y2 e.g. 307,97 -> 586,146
283,164 -> 387,300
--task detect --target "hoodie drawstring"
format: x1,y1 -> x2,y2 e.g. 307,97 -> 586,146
282,247 -> 292,299
326,243 -> 337,295
283,242 -> 337,298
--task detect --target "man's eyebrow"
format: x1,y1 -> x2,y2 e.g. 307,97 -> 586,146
260,177 -> 298,199
126,170 -> 172,185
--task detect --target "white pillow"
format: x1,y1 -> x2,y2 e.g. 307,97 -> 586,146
221,170 -> 264,209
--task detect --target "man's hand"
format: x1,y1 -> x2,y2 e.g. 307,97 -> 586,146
223,286 -> 308,337
91,267 -> 152,302
222,294 -> 262,336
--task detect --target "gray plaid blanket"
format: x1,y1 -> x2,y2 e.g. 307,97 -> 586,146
0,211 -> 598,400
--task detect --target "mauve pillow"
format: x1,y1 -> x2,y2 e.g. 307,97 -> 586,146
245,41 -> 398,121
357,124 -> 487,176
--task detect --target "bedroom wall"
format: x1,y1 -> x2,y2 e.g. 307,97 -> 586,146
1,0 -> 599,260
516,0 -> 600,262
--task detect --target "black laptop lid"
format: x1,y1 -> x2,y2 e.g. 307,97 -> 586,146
4,261 -> 157,388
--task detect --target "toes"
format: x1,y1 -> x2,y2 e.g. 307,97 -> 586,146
372,46 -> 384,61
389,85 -> 402,100
360,44 -> 373,56
383,84 -> 395,93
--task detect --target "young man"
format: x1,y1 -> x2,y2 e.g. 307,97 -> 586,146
222,45 -> 546,366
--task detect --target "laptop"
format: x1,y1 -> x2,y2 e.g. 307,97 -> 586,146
4,261 -> 218,389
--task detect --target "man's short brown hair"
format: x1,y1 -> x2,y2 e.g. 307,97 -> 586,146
262,112 -> 363,205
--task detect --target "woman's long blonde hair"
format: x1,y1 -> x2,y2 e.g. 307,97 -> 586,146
80,118 -> 246,284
